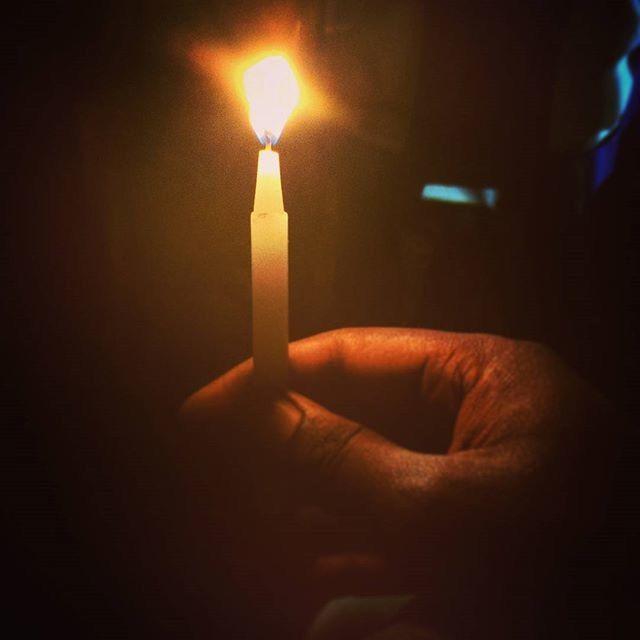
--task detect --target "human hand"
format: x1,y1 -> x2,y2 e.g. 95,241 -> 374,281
181,328 -> 615,626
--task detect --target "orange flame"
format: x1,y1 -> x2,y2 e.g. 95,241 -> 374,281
243,55 -> 300,144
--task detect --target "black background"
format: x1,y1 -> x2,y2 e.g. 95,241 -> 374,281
5,1 -> 639,637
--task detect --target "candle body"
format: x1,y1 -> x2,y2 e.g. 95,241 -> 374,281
251,150 -> 289,388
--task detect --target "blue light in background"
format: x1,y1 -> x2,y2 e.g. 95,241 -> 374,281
421,185 -> 499,209
593,56 -> 635,144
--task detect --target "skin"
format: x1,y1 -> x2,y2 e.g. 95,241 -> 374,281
181,328 -> 616,636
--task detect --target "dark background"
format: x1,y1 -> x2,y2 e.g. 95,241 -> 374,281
5,1 -> 639,637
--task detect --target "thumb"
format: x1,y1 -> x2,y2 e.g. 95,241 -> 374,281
267,391 -> 430,524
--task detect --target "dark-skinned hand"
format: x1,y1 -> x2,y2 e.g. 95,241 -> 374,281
180,328 -> 616,637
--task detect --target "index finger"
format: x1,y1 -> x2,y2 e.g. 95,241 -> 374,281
181,328 -> 481,453
288,327 -> 482,451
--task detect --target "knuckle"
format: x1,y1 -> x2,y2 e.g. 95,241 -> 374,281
480,334 -> 564,378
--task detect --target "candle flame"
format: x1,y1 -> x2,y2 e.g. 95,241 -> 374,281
243,55 -> 300,145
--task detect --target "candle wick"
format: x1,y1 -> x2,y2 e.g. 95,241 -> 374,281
264,131 -> 273,151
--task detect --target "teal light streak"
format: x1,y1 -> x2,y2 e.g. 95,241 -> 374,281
421,185 -> 499,209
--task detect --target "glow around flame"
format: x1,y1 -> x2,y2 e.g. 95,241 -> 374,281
243,55 -> 300,145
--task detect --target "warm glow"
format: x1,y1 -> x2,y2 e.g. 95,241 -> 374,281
243,55 -> 300,145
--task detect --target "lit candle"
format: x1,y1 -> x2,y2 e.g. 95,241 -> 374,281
243,55 -> 300,388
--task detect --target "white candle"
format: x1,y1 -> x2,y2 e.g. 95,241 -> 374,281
251,147 -> 288,387
243,55 -> 299,388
